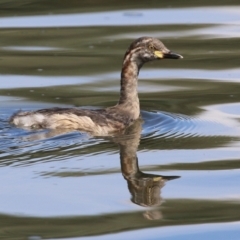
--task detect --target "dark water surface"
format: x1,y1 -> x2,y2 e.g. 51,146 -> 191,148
1,1 -> 240,239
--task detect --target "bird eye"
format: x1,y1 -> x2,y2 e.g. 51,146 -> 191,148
148,44 -> 155,51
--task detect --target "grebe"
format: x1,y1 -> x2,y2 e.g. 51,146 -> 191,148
10,37 -> 183,136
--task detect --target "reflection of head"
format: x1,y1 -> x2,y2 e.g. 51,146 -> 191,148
128,175 -> 164,207
127,172 -> 179,207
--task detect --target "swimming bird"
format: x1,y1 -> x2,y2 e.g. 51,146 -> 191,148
10,37 -> 183,136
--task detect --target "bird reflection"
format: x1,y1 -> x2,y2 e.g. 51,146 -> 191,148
111,119 -> 180,219
20,118 -> 180,220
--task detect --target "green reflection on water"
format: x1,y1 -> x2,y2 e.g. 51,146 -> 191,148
0,27 -> 240,76
0,199 -> 240,239
1,0 -> 240,17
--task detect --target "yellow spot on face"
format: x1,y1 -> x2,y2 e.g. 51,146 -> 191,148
154,50 -> 163,58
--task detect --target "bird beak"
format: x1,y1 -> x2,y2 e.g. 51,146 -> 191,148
163,51 -> 183,59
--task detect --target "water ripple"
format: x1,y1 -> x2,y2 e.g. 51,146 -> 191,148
141,110 -> 240,139
1,106 -> 239,166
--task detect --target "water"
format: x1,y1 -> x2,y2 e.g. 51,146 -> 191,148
1,1 -> 240,239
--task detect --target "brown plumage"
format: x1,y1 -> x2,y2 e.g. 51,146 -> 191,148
10,37 -> 183,136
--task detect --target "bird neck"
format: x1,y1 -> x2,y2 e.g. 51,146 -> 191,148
118,52 -> 143,120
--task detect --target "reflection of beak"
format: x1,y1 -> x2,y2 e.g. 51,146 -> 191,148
154,50 -> 183,59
